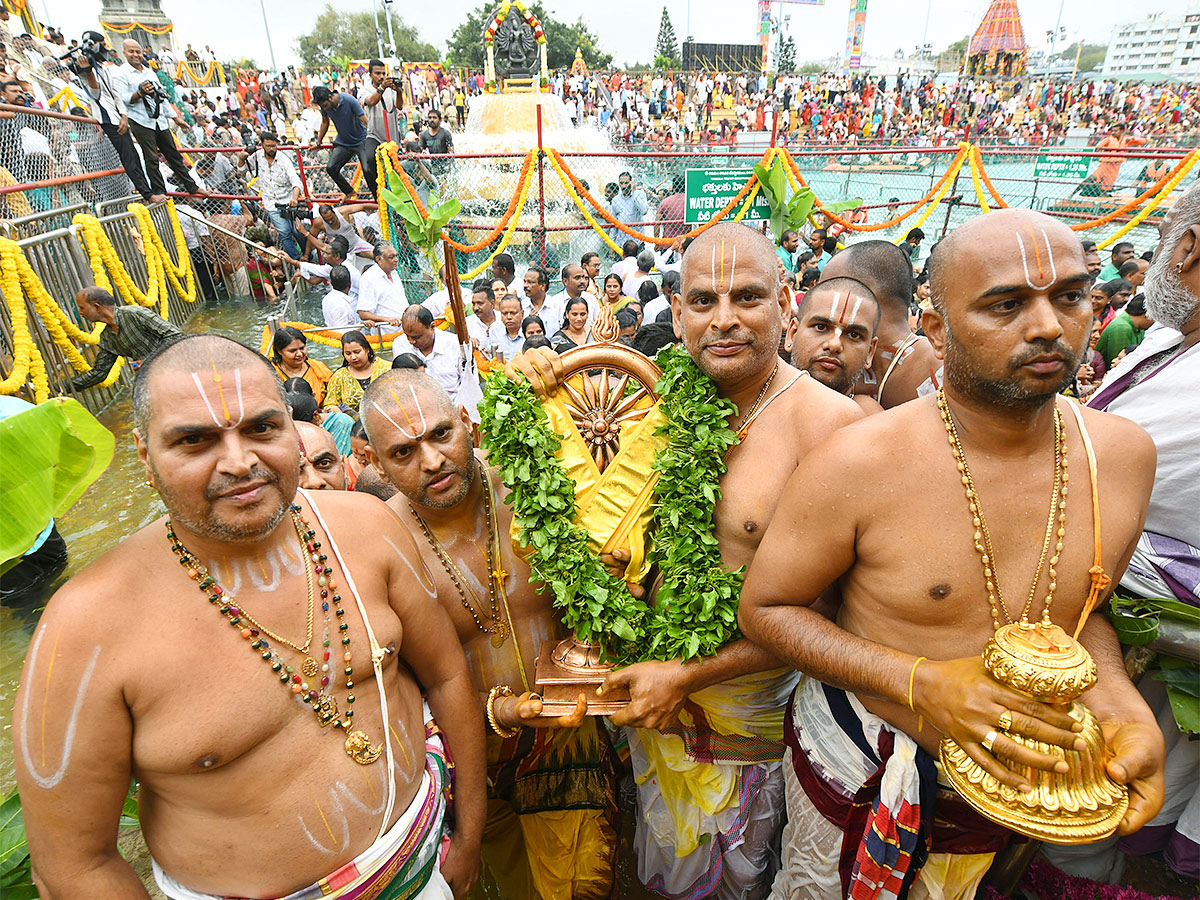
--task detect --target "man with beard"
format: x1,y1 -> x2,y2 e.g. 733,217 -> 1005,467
822,240 -> 942,408
740,209 -> 1165,900
361,369 -> 619,900
15,334 -> 484,900
784,277 -> 883,415
510,222 -> 863,900
1087,185 -> 1200,882
236,132 -> 302,259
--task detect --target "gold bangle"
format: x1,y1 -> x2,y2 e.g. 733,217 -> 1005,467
907,656 -> 927,713
486,685 -> 519,738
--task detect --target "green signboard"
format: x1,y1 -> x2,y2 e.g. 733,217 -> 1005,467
1033,153 -> 1091,181
685,167 -> 771,224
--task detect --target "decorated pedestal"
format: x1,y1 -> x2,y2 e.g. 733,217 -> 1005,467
940,621 -> 1129,843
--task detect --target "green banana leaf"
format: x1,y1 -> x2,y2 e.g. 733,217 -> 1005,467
0,398 -> 114,567
1155,657 -> 1200,734
0,787 -> 31,892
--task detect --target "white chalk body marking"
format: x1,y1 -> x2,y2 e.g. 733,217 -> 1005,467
383,534 -> 438,598
848,297 -> 864,325
1014,228 -> 1058,290
18,628 -> 101,789
297,791 -> 350,855
728,245 -> 737,290
371,384 -> 428,441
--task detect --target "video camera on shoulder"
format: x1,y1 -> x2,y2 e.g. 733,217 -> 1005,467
64,30 -> 109,77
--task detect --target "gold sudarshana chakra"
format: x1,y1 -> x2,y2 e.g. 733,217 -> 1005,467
934,391 -> 1128,843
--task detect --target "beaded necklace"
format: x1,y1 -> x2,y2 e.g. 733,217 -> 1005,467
166,505 -> 383,765
936,389 -> 1068,629
409,462 -> 510,648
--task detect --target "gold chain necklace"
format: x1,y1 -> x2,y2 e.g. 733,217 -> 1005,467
731,361 -> 779,439
167,507 -> 382,764
936,389 -> 1068,629
410,461 -> 509,648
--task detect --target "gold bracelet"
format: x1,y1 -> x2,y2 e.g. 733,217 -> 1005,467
908,656 -> 927,712
486,685 -> 520,738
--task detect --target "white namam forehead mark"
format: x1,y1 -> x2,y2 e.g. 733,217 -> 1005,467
371,384 -> 428,441
190,361 -> 246,429
1014,226 -> 1059,290
709,239 -> 737,293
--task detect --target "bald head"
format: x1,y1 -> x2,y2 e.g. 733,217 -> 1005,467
361,369 -> 458,447
820,240 -> 912,323
133,333 -> 279,434
361,370 -> 474,509
927,208 -> 1087,315
122,39 -> 144,66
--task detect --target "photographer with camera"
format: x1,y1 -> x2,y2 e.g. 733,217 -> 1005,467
113,38 -> 201,200
362,58 -> 400,199
68,31 -> 154,201
235,130 -> 303,259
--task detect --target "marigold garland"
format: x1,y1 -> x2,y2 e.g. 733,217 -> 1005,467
1097,150 -> 1200,249
480,345 -> 744,663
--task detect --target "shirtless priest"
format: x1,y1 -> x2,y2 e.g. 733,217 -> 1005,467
740,209 -> 1165,900
511,221 -> 864,899
361,369 -> 619,900
14,335 -> 485,900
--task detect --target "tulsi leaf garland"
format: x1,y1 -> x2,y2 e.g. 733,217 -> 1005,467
479,345 -> 743,663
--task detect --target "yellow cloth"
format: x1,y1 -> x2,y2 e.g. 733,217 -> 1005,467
512,372 -> 666,585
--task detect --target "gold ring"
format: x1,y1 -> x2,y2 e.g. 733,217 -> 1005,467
982,729 -> 999,752
997,709 -> 1013,732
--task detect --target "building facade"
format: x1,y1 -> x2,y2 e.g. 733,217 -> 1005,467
1101,11 -> 1200,78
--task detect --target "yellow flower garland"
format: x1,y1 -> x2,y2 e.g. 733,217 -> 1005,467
1097,150 -> 1200,249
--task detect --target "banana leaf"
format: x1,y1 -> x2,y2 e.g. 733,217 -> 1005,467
0,398 -> 114,567
0,787 -> 31,892
1155,657 -> 1200,734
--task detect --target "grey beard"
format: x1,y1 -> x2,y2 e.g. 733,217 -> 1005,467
1143,257 -> 1198,331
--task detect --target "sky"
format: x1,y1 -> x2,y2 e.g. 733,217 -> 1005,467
32,0 -> 1197,70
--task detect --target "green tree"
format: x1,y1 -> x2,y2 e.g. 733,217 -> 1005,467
224,56 -> 259,72
942,34 -> 970,57
295,4 -> 439,68
1057,41 -> 1106,73
445,2 -> 613,70
798,60 -> 824,75
776,36 -> 796,74
655,7 -> 679,66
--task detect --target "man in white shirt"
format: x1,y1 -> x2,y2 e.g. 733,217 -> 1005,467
113,39 -> 201,199
547,264 -> 599,328
421,266 -> 473,319
490,252 -> 527,302
467,283 -> 498,357
357,242 -> 408,326
492,295 -> 526,362
390,306 -> 476,414
521,265 -> 561,332
622,249 -> 655,299
236,132 -> 302,258
278,236 -> 362,299
610,239 -> 641,281
322,266 -> 360,329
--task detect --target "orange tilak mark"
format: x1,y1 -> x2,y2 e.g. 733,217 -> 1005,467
1026,226 -> 1045,281
40,628 -> 62,768
211,360 -> 231,424
389,387 -> 419,434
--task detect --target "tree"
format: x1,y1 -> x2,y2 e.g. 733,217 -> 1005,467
655,7 -> 679,66
776,36 -> 796,74
1057,41 -> 1106,73
295,4 -> 439,68
445,2 -> 613,70
798,60 -> 824,75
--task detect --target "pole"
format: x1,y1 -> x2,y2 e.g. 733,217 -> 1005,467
258,0 -> 277,71
536,103 -> 547,269
442,240 -> 469,360
383,0 -> 398,58
371,0 -> 385,61
1049,0 -> 1067,64
940,164 -> 963,240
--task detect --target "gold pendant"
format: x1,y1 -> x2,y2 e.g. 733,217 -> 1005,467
491,620 -> 508,648
302,657 -> 319,677
312,694 -> 339,726
345,730 -> 382,764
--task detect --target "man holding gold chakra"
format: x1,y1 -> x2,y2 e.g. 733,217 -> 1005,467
361,369 -> 620,900
508,222 -> 863,899
739,209 -> 1165,899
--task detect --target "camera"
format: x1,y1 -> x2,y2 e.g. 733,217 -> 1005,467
64,30 -> 109,77
276,204 -> 313,222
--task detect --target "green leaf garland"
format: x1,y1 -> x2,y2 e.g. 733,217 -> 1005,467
480,345 -> 743,663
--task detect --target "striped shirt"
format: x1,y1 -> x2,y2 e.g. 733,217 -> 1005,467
71,305 -> 182,390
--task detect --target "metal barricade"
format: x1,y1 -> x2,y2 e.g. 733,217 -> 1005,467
0,202 -> 88,239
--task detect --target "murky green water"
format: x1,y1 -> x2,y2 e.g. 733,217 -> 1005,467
0,290 -> 341,793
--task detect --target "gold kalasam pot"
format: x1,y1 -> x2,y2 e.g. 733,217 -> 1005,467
939,621 -> 1129,844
